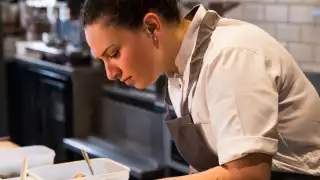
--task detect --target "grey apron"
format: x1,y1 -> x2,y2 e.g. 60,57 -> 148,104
164,9 -> 318,180
164,10 -> 220,172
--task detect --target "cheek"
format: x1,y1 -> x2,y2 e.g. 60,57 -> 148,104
118,46 -> 138,70
120,40 -> 154,75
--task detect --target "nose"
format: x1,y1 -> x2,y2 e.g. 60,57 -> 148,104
103,61 -> 121,80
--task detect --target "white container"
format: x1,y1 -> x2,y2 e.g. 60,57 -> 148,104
28,158 -> 130,180
7,177 -> 37,180
0,146 -> 55,176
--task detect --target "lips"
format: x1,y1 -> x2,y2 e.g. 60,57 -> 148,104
123,76 -> 132,85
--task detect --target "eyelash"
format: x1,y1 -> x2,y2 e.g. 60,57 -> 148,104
108,50 -> 120,59
97,49 -> 120,62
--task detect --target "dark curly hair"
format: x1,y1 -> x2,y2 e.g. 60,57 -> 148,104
80,0 -> 181,29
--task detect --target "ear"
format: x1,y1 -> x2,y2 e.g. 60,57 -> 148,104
142,13 -> 161,37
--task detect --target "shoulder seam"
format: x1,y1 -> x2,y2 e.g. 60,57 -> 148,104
219,46 -> 272,62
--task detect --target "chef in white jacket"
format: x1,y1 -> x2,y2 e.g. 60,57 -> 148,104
81,0 -> 320,179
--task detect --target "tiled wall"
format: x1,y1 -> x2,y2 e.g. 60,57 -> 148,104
182,0 -> 320,71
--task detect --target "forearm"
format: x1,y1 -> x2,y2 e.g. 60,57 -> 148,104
160,166 -> 232,180
160,162 -> 270,180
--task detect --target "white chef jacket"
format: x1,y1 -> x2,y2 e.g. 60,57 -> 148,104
168,4 -> 320,175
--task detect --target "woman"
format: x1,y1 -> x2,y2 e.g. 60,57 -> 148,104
80,0 -> 320,179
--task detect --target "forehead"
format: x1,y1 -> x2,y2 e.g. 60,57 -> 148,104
84,20 -> 119,58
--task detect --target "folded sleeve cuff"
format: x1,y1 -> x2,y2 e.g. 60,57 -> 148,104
217,136 -> 278,165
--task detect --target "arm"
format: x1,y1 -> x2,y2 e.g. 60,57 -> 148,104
160,153 -> 272,180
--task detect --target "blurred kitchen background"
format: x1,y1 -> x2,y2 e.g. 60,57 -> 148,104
0,0 -> 320,179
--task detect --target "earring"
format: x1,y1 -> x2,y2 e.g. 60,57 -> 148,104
147,28 -> 157,41
152,35 -> 157,41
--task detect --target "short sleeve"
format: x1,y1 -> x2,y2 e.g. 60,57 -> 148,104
206,47 -> 279,165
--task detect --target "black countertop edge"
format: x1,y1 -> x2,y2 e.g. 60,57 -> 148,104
24,43 -> 64,56
13,54 -> 74,74
63,136 -> 166,179
6,57 -> 71,81
12,54 -> 104,75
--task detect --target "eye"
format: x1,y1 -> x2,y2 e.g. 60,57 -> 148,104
108,50 -> 120,59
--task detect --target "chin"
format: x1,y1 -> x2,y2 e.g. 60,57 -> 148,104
133,80 -> 154,90
133,83 -> 150,90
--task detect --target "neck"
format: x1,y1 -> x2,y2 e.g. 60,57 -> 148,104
164,19 -> 191,74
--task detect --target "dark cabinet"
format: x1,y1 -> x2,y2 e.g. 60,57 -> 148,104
0,59 -> 8,137
37,72 -> 73,162
7,61 -> 41,146
6,56 -> 104,163
6,59 -> 73,163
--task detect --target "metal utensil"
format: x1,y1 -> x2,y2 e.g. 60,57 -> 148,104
81,149 -> 94,176
20,157 -> 28,180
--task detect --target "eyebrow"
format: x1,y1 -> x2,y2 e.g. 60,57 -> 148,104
99,44 -> 116,58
